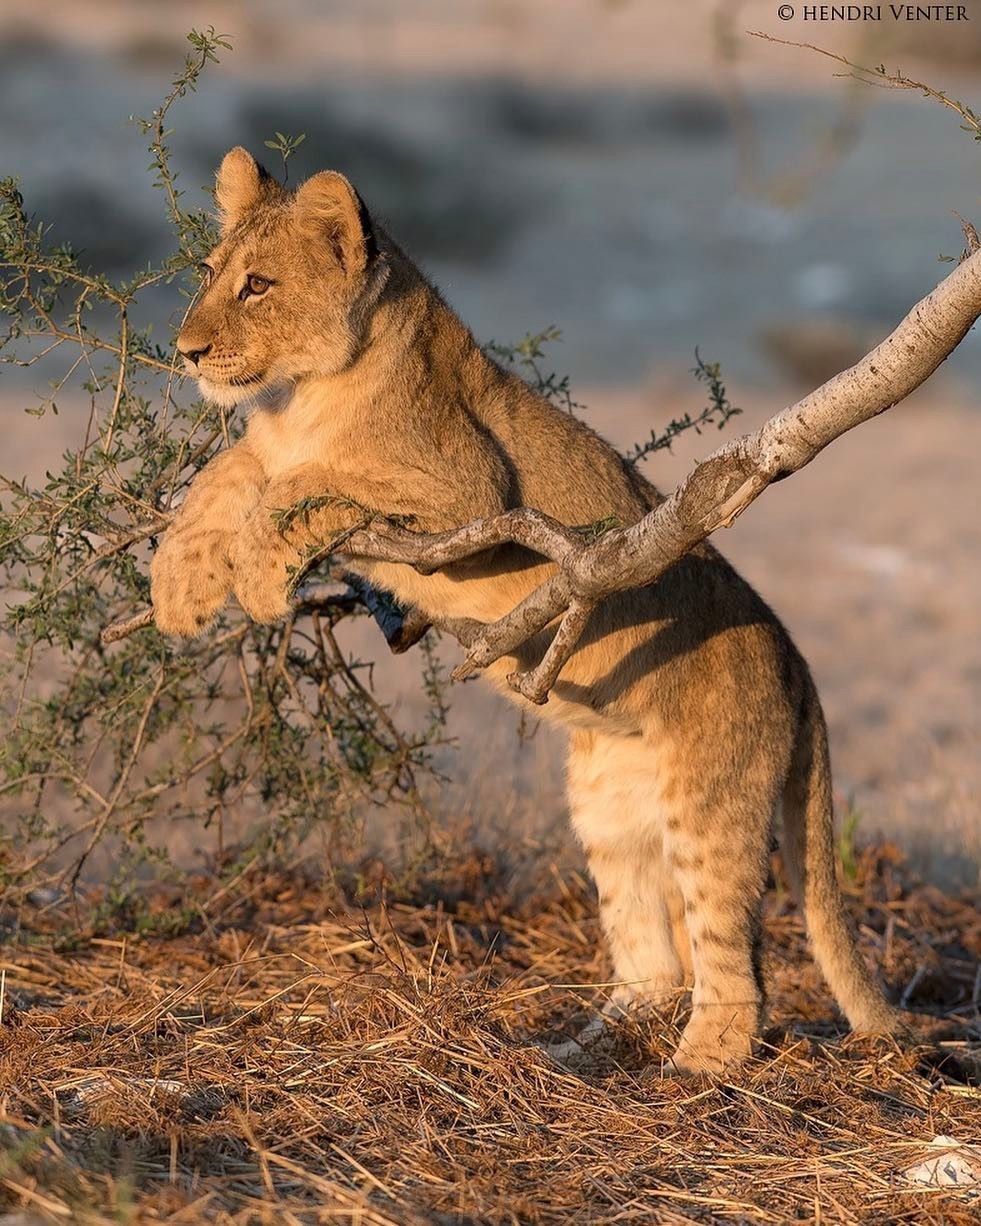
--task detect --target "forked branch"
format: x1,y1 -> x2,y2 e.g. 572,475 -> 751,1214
347,242 -> 981,701
103,244 -> 981,703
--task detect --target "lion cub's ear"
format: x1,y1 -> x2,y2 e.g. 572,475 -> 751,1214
294,171 -> 377,276
215,147 -> 279,233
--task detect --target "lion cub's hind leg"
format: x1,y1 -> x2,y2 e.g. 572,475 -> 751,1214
664,775 -> 781,1076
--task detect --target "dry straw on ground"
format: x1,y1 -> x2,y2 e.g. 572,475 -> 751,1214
0,843 -> 978,1224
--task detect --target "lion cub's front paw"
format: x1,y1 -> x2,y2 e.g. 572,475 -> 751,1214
150,528 -> 234,637
228,521 -> 298,624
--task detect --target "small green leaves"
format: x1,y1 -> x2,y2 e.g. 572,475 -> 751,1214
484,327 -> 583,414
0,29 -> 445,904
186,26 -> 232,60
273,492 -> 367,535
579,514 -> 621,542
131,28 -> 230,256
838,806 -> 863,883
625,349 -> 742,465
264,132 -> 307,183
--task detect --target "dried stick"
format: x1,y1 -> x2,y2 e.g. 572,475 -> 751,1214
101,606 -> 155,644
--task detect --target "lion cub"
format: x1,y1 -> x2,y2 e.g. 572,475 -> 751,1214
151,148 -> 898,1073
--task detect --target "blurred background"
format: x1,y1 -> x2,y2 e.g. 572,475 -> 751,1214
2,0 -> 980,883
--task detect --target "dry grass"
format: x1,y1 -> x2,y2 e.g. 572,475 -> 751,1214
0,843 -> 979,1224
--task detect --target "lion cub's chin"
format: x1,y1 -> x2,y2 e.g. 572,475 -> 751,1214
196,376 -> 293,412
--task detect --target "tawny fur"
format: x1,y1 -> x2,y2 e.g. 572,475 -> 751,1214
151,147 -> 899,1073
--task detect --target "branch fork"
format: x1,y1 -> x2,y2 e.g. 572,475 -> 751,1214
102,243 -> 981,705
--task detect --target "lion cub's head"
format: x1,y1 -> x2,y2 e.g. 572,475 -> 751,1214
177,147 -> 384,407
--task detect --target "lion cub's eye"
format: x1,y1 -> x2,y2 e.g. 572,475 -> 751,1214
239,274 -> 271,301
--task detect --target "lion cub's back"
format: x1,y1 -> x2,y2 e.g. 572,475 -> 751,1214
477,371 -> 657,528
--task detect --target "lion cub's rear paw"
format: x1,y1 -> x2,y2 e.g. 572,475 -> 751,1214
150,529 -> 233,637
668,1004 -> 758,1077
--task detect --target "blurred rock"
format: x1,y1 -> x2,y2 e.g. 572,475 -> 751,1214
26,886 -> 63,907
477,81 -> 727,147
886,22 -> 981,68
118,32 -> 189,71
32,182 -> 162,276
758,316 -> 881,386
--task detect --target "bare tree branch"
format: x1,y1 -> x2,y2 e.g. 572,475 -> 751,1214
102,244 -> 981,703
348,241 -> 981,701
101,606 -> 156,644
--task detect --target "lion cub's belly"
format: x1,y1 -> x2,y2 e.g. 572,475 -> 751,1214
351,557 -> 650,737
351,558 -> 542,626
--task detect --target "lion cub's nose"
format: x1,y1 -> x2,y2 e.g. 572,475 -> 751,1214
178,340 -> 212,366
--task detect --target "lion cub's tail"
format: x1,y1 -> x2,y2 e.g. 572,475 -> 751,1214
781,677 -> 900,1034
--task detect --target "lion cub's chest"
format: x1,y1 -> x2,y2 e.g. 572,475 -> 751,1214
246,392 -> 347,480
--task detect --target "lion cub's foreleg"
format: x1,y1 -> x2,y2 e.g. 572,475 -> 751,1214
228,463 -> 373,623
151,445 -> 266,636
